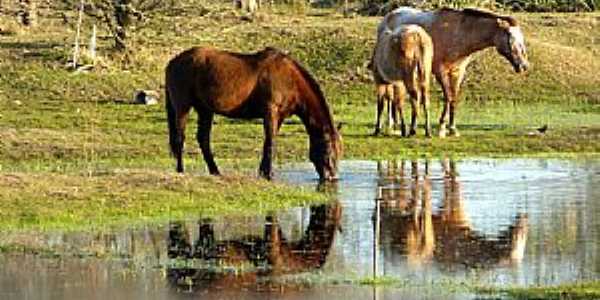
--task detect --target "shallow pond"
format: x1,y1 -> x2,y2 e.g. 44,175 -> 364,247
1,159 -> 599,299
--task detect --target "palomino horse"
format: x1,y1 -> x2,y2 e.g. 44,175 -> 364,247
372,24 -> 433,137
165,47 -> 342,180
375,7 -> 529,137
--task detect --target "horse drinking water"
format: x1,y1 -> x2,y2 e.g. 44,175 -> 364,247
374,7 -> 529,137
165,47 -> 342,181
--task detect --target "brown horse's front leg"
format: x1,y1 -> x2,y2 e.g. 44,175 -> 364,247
437,72 -> 453,138
197,111 -> 220,175
259,112 -> 279,180
447,65 -> 467,137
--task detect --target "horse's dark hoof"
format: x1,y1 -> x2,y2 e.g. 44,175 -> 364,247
449,129 -> 461,137
372,130 -> 381,136
259,170 -> 273,180
408,130 -> 417,137
176,166 -> 184,173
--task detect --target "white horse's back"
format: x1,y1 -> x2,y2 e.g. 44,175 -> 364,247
377,6 -> 436,37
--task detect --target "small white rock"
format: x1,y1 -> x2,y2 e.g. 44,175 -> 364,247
134,90 -> 159,105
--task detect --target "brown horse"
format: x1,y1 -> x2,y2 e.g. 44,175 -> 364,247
165,47 -> 342,180
375,7 -> 529,137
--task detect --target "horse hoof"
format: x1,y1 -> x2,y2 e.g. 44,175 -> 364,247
438,129 -> 447,138
259,170 -> 273,180
449,129 -> 461,137
372,130 -> 381,136
389,130 -> 403,136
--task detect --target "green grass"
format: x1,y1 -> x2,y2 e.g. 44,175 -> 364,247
477,281 -> 600,299
0,170 -> 327,231
359,277 -> 600,299
0,4 -> 598,232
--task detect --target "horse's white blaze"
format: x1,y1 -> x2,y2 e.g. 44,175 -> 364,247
508,26 -> 525,45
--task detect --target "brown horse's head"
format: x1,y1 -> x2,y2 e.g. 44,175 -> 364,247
310,128 -> 342,181
494,19 -> 529,73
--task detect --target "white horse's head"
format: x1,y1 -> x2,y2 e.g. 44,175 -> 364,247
494,19 -> 530,73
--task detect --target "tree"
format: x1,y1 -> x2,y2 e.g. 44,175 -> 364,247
61,0 -> 170,51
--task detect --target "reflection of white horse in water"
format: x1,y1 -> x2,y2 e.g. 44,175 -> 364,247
377,159 -> 528,268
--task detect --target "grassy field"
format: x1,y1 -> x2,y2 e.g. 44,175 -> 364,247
0,3 -> 599,232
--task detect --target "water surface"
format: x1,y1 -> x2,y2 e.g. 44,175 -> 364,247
1,159 -> 598,299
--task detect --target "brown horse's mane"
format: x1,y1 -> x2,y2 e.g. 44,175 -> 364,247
440,7 -> 518,26
288,57 -> 336,134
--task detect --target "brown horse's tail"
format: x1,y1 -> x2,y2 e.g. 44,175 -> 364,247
165,87 -> 178,158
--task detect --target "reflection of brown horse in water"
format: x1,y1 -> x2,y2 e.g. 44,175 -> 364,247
167,201 -> 342,290
377,159 -> 528,268
374,8 -> 529,137
165,47 -> 342,180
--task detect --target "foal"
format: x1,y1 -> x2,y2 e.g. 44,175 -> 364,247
372,25 -> 433,137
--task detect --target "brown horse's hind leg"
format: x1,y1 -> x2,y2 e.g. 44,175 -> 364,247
196,111 -> 220,175
167,97 -> 191,173
259,110 -> 279,180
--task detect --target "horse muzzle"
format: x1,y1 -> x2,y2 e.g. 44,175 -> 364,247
514,61 -> 529,73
